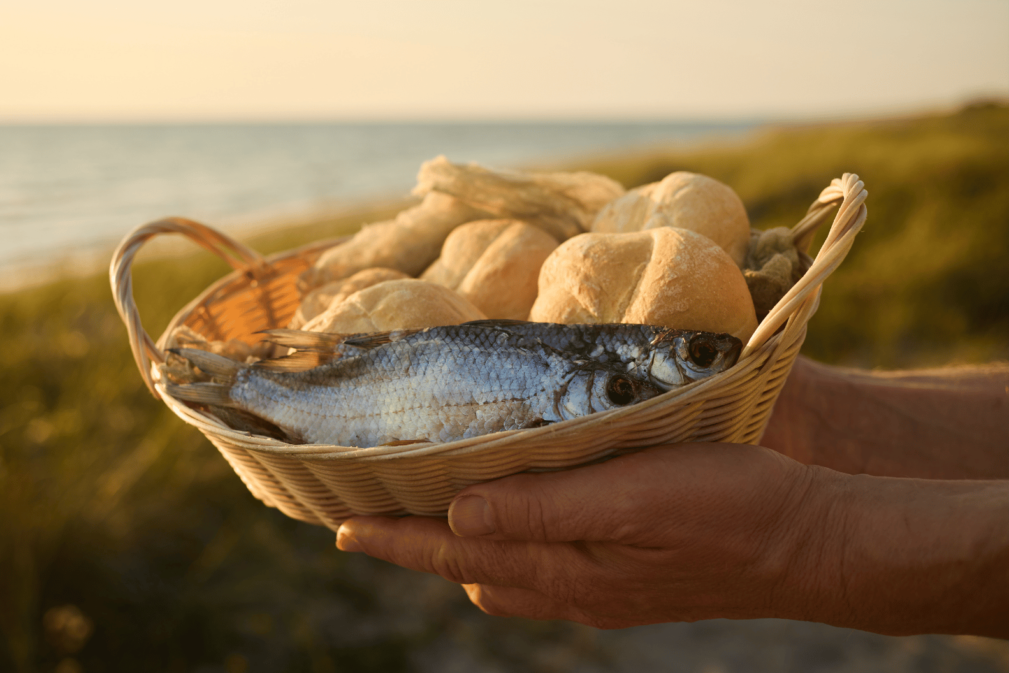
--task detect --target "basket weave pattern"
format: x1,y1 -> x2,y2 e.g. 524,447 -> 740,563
111,175 -> 868,531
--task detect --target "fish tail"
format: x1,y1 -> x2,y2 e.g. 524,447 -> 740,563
164,348 -> 244,406
164,347 -> 304,443
168,347 -> 244,378
164,381 -> 234,406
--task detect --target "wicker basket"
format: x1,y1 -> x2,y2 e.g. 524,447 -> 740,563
110,174 -> 867,531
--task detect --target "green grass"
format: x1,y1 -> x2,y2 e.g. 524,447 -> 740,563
576,101 -> 1009,368
1,104 -> 1007,671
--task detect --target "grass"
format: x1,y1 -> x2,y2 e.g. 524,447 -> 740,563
576,100 -> 1009,368
1,103 -> 1007,672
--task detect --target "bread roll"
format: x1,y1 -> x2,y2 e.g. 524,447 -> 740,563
591,172 -> 751,267
290,267 -> 409,328
303,279 -> 486,334
298,191 -> 490,293
422,219 -> 558,320
529,228 -> 758,343
414,155 -> 625,241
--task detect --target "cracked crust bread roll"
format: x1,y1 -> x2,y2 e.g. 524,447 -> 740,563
298,191 -> 490,293
591,172 -> 751,267
529,228 -> 758,343
290,267 -> 409,329
421,219 -> 559,320
303,278 -> 486,335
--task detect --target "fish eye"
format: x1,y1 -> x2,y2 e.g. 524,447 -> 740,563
688,336 -> 719,368
605,375 -> 637,406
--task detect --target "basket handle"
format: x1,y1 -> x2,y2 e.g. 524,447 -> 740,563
742,173 -> 868,358
109,217 -> 269,398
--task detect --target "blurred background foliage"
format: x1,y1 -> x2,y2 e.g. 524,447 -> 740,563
1,104 -> 1007,672
580,101 -> 1009,368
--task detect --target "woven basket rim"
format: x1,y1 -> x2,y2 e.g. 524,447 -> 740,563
112,174 -> 868,463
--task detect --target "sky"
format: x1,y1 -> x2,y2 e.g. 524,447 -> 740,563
1,0 -> 1007,122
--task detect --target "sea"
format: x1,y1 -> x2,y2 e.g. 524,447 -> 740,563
0,121 -> 757,289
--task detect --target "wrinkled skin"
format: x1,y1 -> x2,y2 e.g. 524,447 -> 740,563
336,357 -> 1009,636
337,442 -> 826,628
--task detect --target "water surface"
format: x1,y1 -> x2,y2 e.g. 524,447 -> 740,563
0,121 -> 756,282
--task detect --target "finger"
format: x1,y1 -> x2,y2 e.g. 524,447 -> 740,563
464,585 -> 631,629
336,515 -> 592,595
447,443 -> 796,544
447,448 -> 675,543
462,583 -> 587,622
446,445 -> 682,543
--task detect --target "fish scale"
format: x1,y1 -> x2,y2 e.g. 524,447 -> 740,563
169,321 -> 742,447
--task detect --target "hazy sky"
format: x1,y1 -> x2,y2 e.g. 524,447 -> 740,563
1,0 -> 1007,121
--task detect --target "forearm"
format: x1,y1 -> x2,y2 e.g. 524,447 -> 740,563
765,357 -> 1009,478
788,470 -> 1009,637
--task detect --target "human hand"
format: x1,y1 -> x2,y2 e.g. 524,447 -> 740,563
336,443 -> 831,628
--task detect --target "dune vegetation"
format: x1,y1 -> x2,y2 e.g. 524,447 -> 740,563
1,103 -> 1007,672
577,101 -> 1009,368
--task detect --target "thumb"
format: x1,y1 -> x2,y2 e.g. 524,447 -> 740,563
448,449 -> 663,543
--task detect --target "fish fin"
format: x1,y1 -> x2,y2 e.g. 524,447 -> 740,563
523,418 -> 553,429
256,329 -> 349,353
167,348 -> 243,379
342,329 -> 418,349
160,362 -> 206,385
204,405 -> 305,444
378,439 -> 433,447
165,381 -> 234,406
252,351 -> 339,372
259,328 -> 420,353
461,319 -> 531,328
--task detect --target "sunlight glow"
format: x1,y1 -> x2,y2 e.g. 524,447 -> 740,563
1,0 -> 1007,121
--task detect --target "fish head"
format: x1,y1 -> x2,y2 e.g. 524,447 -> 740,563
555,367 -> 664,421
646,330 -> 743,389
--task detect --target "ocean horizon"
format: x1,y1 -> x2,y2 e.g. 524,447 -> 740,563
0,120 -> 759,290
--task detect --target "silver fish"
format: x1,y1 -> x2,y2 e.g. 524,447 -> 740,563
166,321 -> 741,448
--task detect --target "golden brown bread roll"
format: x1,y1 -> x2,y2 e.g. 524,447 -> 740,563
298,191 -> 490,293
591,172 -> 751,267
414,155 -> 625,241
421,219 -> 558,320
529,228 -> 758,343
303,279 -> 486,334
290,267 -> 409,329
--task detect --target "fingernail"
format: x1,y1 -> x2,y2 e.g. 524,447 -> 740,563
336,524 -> 363,553
449,495 -> 494,537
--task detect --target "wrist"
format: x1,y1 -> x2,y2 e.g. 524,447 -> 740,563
762,357 -> 847,469
775,360 -> 1009,479
763,463 -> 855,625
780,469 -> 1009,636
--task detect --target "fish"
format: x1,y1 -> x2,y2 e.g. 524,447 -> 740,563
164,320 -> 742,448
